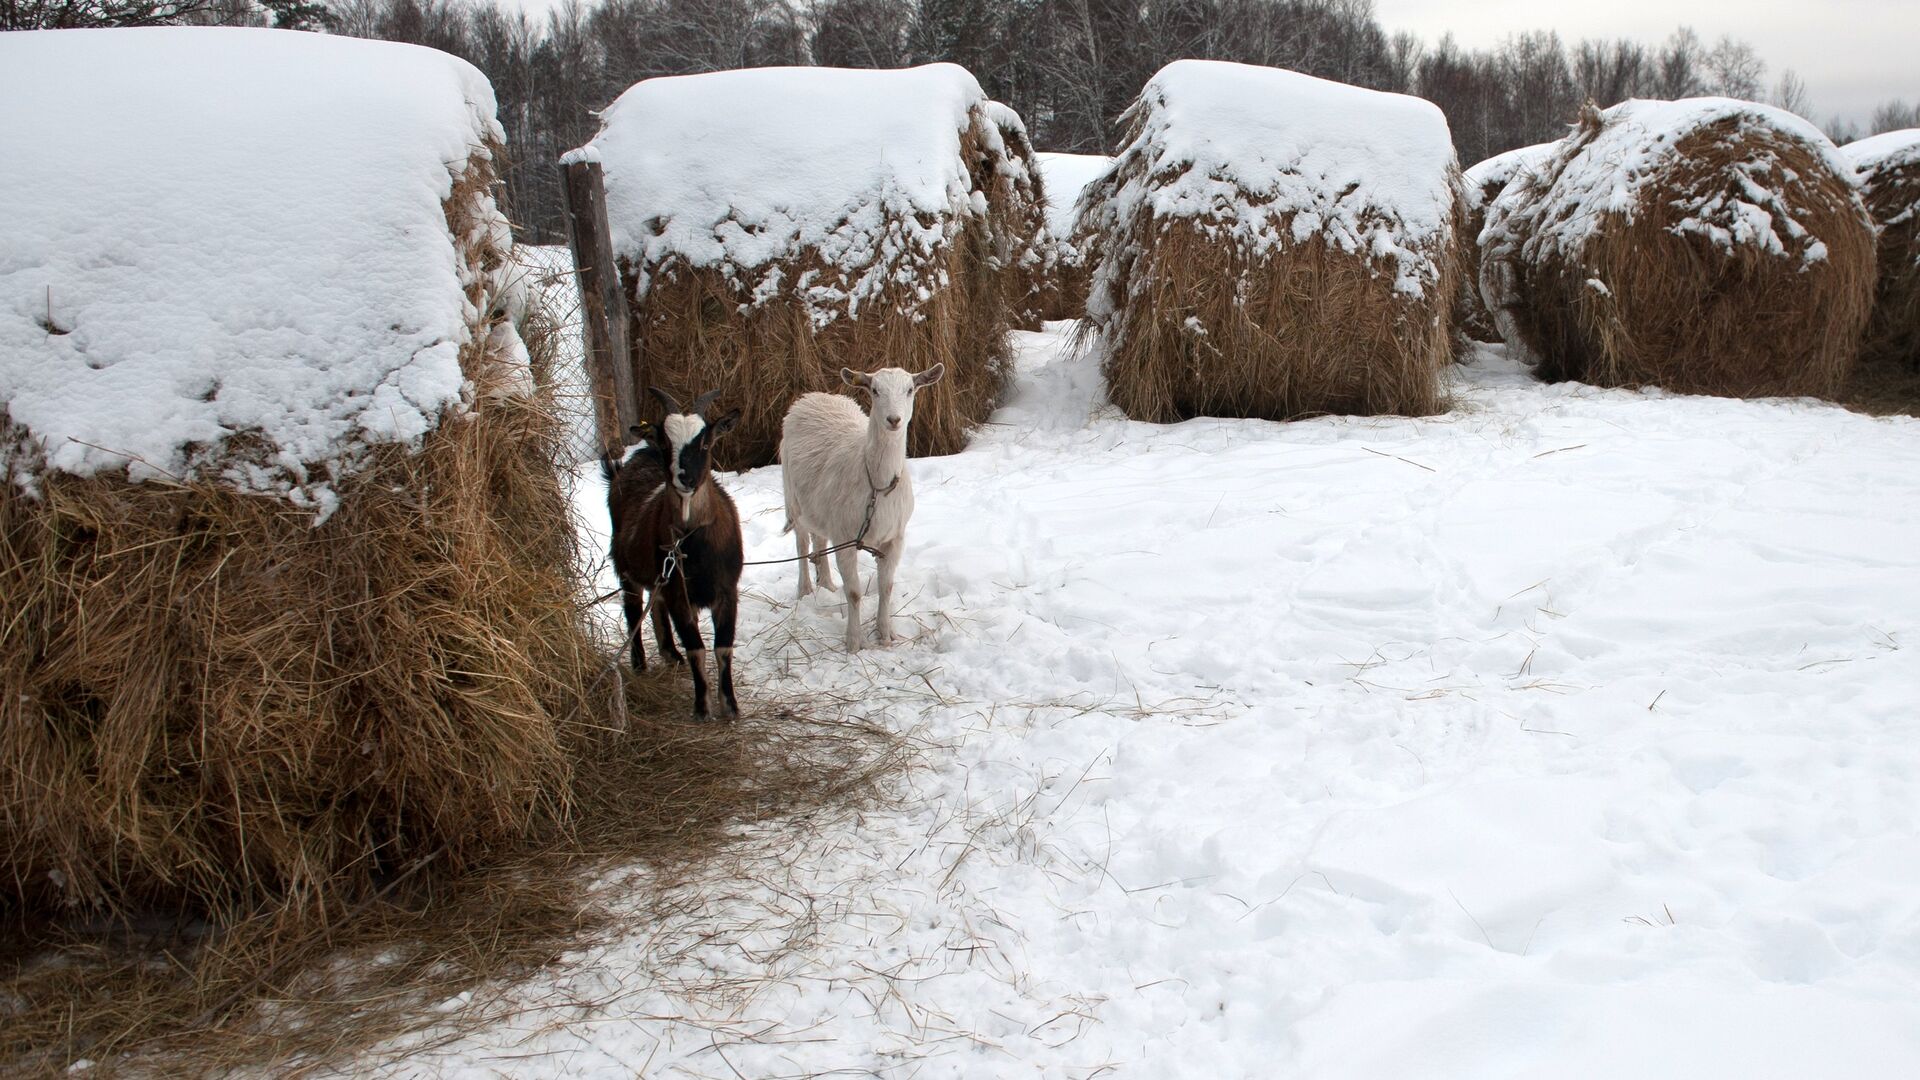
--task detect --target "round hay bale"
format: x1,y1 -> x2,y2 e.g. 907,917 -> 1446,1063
1,30 -> 604,919
1460,142 -> 1556,343
1080,60 -> 1463,422
1480,98 -> 1876,397
580,65 -> 1046,470
1034,152 -> 1113,321
1845,129 -> 1920,370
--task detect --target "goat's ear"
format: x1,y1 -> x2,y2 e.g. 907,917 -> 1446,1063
709,408 -> 742,437
649,386 -> 682,415
841,367 -> 871,389
913,363 -> 946,389
629,421 -> 654,443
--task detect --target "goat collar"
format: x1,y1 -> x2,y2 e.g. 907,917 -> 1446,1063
866,464 -> 901,497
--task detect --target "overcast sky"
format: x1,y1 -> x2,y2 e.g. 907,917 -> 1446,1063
1372,0 -> 1919,126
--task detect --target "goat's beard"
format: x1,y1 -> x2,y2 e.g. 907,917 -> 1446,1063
679,490 -> 692,523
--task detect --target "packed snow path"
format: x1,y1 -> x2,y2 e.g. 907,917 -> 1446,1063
378,328 -> 1920,1077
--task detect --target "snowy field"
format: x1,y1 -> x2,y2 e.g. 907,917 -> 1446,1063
365,326 -> 1920,1077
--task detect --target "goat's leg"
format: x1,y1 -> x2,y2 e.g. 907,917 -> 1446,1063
809,530 -> 837,593
875,531 -> 903,646
795,530 -> 813,599
834,544 -> 863,652
651,594 -> 682,665
711,589 -> 739,719
620,583 -> 648,671
665,597 -> 711,720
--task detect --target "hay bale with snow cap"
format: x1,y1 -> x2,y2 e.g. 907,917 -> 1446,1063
578,64 -> 1046,469
1461,142 -> 1556,343
1035,152 -> 1114,321
1481,98 -> 1875,396
1080,60 -> 1464,422
1844,129 -> 1920,370
0,28 -> 603,918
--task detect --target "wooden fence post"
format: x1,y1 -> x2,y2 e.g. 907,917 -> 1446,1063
559,157 -> 640,458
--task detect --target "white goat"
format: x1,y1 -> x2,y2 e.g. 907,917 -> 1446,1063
779,364 -> 945,651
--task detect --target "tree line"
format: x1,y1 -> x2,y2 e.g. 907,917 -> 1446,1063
6,0 -> 1917,244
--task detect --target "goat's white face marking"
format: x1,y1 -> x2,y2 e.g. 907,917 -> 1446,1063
662,412 -> 706,520
866,369 -> 923,433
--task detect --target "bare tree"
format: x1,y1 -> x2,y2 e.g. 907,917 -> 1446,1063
1770,69 -> 1811,119
1653,26 -> 1705,99
809,0 -> 911,67
1869,99 -> 1920,135
2,0 -> 209,28
1703,33 -> 1765,100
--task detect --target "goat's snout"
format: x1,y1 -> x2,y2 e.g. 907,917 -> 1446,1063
886,415 -> 902,431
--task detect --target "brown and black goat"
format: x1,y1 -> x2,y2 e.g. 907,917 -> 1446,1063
603,387 -> 744,720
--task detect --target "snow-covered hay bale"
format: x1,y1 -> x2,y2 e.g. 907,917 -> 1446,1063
1481,99 -> 1875,396
0,29 -> 603,919
582,65 -> 1046,468
1845,129 -> 1920,370
1081,61 -> 1462,422
1035,152 -> 1113,320
1461,142 -> 1555,342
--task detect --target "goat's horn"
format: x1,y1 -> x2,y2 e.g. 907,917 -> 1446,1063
648,386 -> 682,415
691,389 -> 721,416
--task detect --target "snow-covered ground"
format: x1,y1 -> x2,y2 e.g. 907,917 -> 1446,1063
370,326 -> 1920,1077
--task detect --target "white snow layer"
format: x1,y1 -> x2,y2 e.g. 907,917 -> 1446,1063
1037,151 -> 1113,250
1490,97 -> 1863,268
584,64 -> 1026,324
1463,141 -> 1556,204
0,28 -> 508,513
1843,128 -> 1920,174
343,329 -> 1920,1079
1087,60 -> 1458,304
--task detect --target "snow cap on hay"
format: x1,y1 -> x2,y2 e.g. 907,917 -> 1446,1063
582,64 -> 1042,467
1035,152 -> 1113,320
1461,142 -> 1557,342
1844,129 -> 1920,369
1,29 -> 603,918
1481,97 -> 1875,396
1081,60 -> 1463,421
0,28 -> 514,519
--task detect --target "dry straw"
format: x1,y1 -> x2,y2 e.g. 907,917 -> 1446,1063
621,102 -> 1046,471
1079,79 -> 1462,424
1,169 -> 901,1071
1483,102 -> 1876,398
1459,144 -> 1554,344
1851,135 -> 1920,378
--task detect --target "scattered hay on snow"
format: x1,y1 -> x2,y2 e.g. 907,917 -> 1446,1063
1080,60 -> 1463,422
1481,98 -> 1875,398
